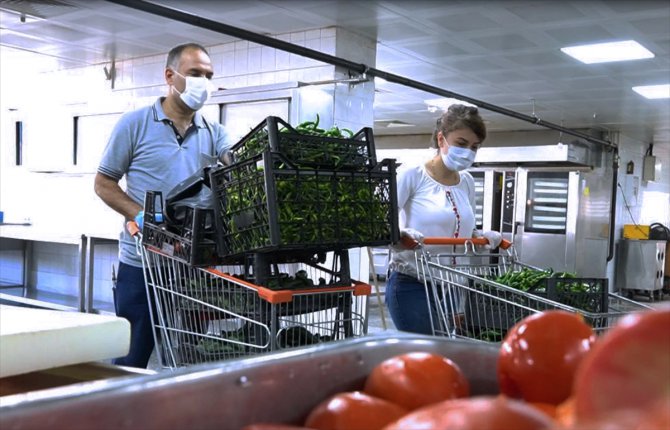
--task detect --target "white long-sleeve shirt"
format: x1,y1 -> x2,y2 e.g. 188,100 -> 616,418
389,163 -> 477,278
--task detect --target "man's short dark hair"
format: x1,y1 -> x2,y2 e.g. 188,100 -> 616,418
166,43 -> 210,69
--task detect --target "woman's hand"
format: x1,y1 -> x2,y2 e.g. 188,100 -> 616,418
474,230 -> 503,249
482,231 -> 503,249
398,228 -> 424,250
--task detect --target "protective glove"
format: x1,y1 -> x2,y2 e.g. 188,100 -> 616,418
399,228 -> 424,250
134,210 -> 144,231
481,230 -> 503,250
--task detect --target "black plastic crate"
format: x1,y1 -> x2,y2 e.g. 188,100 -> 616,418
142,207 -> 223,267
535,277 -> 609,313
231,116 -> 377,170
464,289 -> 535,332
463,277 -> 608,337
229,252 -> 352,292
210,151 -> 399,257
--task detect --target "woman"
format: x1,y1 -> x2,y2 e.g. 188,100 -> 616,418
386,104 -> 502,335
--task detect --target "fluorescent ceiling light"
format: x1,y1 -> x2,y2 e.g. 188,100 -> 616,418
374,120 -> 414,128
560,40 -> 654,64
632,84 -> 670,99
424,97 -> 476,113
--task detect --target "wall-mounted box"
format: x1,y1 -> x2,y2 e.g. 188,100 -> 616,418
623,224 -> 650,239
642,155 -> 656,181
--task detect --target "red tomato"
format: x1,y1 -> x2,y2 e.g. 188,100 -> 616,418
497,310 -> 595,405
528,402 -> 557,420
304,391 -> 407,430
363,351 -> 470,410
383,395 -> 554,430
554,396 -> 576,427
242,425 -> 315,430
573,307 -> 670,422
581,399 -> 670,430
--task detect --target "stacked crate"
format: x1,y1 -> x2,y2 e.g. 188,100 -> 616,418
209,116 -> 398,259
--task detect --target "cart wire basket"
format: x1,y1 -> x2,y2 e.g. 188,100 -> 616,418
414,237 -> 652,343
128,222 -> 370,370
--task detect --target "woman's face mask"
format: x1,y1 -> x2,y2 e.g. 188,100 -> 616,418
441,144 -> 477,171
172,71 -> 212,111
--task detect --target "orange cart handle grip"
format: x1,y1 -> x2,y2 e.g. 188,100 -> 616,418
126,220 -> 141,237
401,235 -> 512,250
424,237 -> 512,250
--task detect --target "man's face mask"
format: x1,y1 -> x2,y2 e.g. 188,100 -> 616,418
172,71 -> 212,111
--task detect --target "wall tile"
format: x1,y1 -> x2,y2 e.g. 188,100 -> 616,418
247,73 -> 261,87
261,46 -> 276,72
209,52 -> 224,76
276,50 -> 290,70
289,69 -> 306,82
260,72 -> 276,85
248,47 -> 262,72
320,37 -> 336,55
234,40 -> 249,51
221,51 -> 236,76
321,27 -> 336,38
234,49 -> 248,75
289,53 -> 305,68
305,29 -> 321,40
275,70 -> 290,83
290,31 -> 305,45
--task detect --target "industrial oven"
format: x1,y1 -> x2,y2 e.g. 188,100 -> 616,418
471,141 -> 613,279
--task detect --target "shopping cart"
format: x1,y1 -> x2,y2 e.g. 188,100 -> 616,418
413,237 -> 651,342
128,222 -> 370,369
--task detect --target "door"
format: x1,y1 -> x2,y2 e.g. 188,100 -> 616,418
470,171 -> 485,231
515,171 -> 572,271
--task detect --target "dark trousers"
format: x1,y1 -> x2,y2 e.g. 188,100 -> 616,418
113,262 -> 154,368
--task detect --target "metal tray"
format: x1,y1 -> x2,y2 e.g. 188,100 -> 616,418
0,332 -> 500,430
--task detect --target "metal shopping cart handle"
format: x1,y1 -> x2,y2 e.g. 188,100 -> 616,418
401,235 -> 512,250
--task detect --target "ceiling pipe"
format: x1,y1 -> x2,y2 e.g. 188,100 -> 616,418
105,0 -> 616,149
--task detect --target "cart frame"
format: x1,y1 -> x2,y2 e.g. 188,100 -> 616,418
414,238 -> 651,342
129,223 -> 370,369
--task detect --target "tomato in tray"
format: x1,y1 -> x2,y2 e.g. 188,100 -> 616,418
497,310 -> 595,405
242,424 -> 315,430
573,307 -> 670,423
304,391 -> 407,430
383,396 -> 555,430
363,351 -> 470,410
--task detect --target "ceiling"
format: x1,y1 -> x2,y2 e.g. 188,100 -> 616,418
1,0 -> 669,145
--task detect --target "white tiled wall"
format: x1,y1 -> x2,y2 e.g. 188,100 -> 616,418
0,26 -> 376,310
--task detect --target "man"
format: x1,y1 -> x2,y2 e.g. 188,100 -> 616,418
95,43 -> 230,368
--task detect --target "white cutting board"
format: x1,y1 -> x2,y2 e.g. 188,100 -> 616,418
0,305 -> 130,378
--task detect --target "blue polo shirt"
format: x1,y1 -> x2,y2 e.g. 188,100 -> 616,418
98,97 -> 230,267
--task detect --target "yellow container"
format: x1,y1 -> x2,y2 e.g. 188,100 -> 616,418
623,224 -> 650,239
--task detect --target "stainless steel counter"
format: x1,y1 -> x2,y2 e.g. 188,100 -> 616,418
0,225 -> 118,313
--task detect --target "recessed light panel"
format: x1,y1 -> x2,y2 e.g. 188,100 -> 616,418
632,84 -> 670,99
424,97 -> 476,113
561,40 -> 654,64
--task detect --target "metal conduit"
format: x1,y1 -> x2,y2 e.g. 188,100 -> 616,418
105,0 -> 616,149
